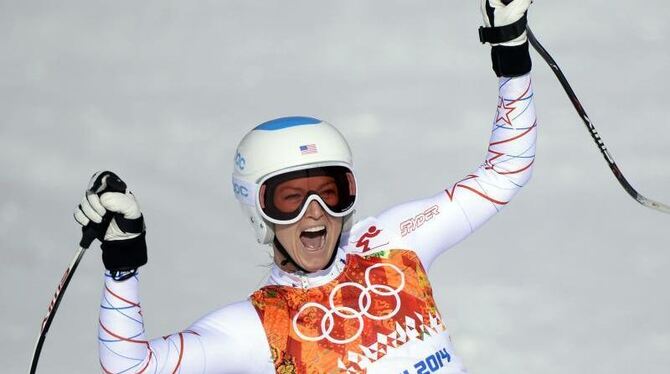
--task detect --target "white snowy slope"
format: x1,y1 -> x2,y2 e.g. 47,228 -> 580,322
1,1 -> 668,373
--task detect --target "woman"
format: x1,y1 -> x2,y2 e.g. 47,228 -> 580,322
75,0 -> 536,372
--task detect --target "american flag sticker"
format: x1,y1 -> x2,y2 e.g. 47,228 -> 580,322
299,144 -> 318,155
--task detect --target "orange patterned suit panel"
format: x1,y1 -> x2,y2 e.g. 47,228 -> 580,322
250,249 -> 446,373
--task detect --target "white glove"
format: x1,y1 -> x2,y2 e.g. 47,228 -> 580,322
74,172 -> 143,241
481,0 -> 532,47
74,171 -> 147,273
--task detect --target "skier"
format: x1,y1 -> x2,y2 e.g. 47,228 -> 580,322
74,1 -> 537,372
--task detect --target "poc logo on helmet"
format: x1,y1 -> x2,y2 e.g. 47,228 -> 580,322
233,182 -> 249,198
235,152 -> 246,170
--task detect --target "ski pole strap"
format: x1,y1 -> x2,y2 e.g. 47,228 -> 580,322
478,13 -> 527,44
110,269 -> 138,282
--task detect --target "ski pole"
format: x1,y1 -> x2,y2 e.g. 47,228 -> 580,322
30,174 -> 126,374
526,26 -> 670,214
496,0 -> 668,213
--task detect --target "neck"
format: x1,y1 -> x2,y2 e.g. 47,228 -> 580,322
268,247 -> 348,289
272,247 -> 299,273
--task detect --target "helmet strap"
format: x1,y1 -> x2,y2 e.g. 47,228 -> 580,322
273,236 -> 308,273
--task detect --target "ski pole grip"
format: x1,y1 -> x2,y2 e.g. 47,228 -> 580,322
79,173 -> 127,249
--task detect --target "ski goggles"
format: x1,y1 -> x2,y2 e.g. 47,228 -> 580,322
257,165 -> 357,225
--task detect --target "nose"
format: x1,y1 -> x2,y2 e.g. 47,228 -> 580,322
304,200 -> 325,220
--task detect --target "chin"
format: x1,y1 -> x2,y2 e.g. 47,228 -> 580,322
298,244 -> 335,272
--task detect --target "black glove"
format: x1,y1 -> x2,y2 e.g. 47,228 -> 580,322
74,171 -> 147,277
479,0 -> 532,77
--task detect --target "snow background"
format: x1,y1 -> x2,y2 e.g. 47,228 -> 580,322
2,0 -> 669,372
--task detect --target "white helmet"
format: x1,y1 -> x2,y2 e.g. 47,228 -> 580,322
232,116 -> 357,244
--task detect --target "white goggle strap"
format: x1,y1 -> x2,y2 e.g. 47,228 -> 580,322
232,176 -> 257,207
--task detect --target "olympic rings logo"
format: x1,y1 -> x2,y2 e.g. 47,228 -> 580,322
292,263 -> 405,345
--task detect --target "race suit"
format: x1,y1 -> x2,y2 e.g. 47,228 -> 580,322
98,74 -> 537,373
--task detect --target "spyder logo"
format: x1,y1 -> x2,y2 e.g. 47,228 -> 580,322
399,205 -> 440,237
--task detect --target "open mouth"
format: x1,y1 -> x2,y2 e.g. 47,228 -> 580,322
300,225 -> 327,251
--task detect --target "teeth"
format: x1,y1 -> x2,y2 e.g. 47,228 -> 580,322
303,225 -> 326,233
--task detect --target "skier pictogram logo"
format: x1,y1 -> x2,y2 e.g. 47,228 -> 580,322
355,225 -> 382,252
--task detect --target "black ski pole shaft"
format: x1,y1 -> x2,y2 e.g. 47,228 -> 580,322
29,246 -> 87,374
30,173 -> 127,373
526,26 -> 670,214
